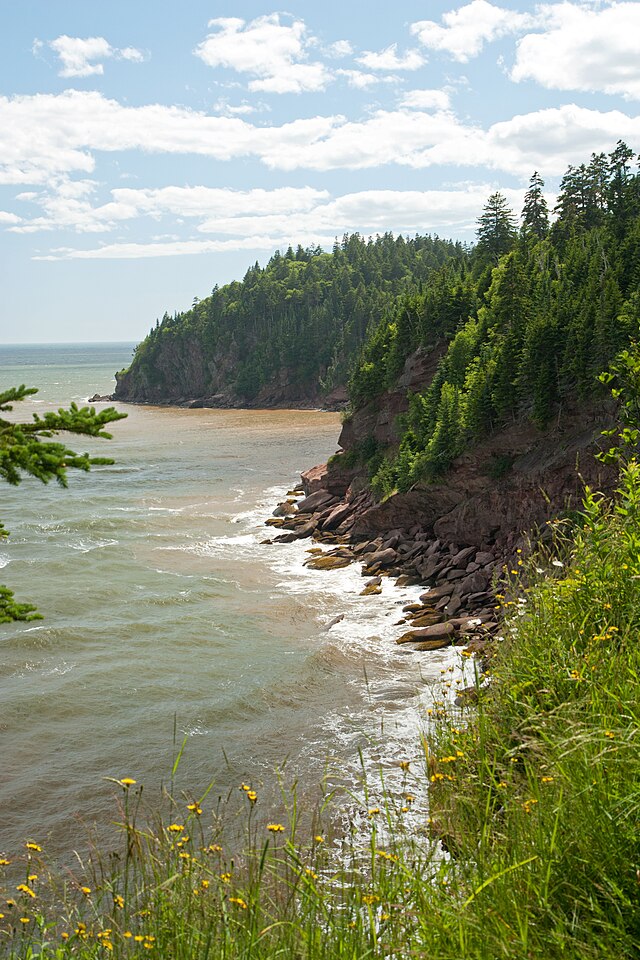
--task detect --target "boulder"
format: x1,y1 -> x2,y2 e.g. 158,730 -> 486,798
305,554 -> 353,571
412,638 -> 454,652
451,546 -> 477,567
297,490 -> 336,514
459,570 -> 491,595
273,501 -> 298,517
321,502 -> 354,531
368,547 -> 398,567
395,621 -> 455,644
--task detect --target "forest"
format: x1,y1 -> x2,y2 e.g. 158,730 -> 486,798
347,141 -> 640,494
115,233 -> 467,403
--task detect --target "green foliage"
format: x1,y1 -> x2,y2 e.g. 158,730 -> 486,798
361,142 -> 640,496
0,386 -> 126,623
119,233 -> 467,403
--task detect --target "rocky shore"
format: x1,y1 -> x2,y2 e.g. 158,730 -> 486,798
264,465 -> 507,678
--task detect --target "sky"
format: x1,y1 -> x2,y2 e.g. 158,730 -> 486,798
1,1 -> 639,344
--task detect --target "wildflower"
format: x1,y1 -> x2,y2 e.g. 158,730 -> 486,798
0,913 -> 3,920
16,884 -> 36,899
605,730 -> 615,739
61,932 -> 69,939
179,852 -> 190,860
314,835 -> 324,843
220,873 -> 231,883
0,859 -> 11,866
119,778 -> 137,788
123,932 -> 132,938
187,803 -> 202,815
267,824 -> 285,833
541,776 -> 554,783
404,793 -> 415,803
168,823 -> 184,833
134,935 -> 145,942
551,559 -> 563,568
113,894 -> 124,909
368,807 -> 380,816
376,850 -> 398,862
362,894 -> 379,905
25,842 -> 41,852
27,875 -> 37,882
430,773 -> 445,782
401,806 -> 409,813
240,783 -> 251,792
19,917 -> 30,924
201,879 -> 210,889
399,760 -> 410,771
81,886 -> 91,895
246,791 -> 257,803
229,896 -> 248,909
205,844 -> 222,853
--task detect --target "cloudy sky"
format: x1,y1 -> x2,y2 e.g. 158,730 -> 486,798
1,0 -> 639,343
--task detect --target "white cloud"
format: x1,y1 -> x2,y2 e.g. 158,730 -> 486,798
327,40 -> 353,58
31,185 -> 533,260
399,89 -> 452,111
1,89 -> 638,197
512,2 -> 640,100
45,35 -> 145,78
336,69 -> 390,89
411,0 -> 532,62
357,44 -> 425,71
0,211 -> 21,224
194,14 -> 331,94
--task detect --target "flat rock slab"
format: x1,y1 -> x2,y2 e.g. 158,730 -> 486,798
419,584 -> 454,603
305,554 -> 353,571
297,490 -> 336,514
412,638 -> 453,652
396,621 -> 455,645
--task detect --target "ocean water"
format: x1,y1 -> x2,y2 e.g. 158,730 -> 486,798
0,344 -> 462,860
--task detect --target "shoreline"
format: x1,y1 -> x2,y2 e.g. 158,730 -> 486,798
263,463 -> 505,682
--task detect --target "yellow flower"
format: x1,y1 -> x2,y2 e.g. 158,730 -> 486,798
604,730 -> 615,739
246,791 -> 257,803
119,778 -> 137,788
20,916 -> 30,924
267,824 -> 285,833
205,844 -> 222,853
368,807 -> 380,816
541,776 -> 554,783
123,931 -> 133,939
25,842 -> 41,852
16,884 -> 36,899
134,935 -> 145,942
305,868 -> 318,879
0,859 -> 11,866
399,760 -> 410,771
362,894 -> 379,905
27,875 -> 37,882
219,873 -> 231,883
314,835 -> 324,843
81,886 -> 91,895
113,894 -> 124,909
229,896 -> 248,909
187,803 -> 202,815
168,823 -> 184,833
201,879 -> 210,889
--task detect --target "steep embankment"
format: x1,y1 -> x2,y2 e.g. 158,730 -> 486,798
114,234 -> 467,407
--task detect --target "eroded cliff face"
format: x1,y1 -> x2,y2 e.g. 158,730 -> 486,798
113,339 -> 346,409
311,345 -> 617,551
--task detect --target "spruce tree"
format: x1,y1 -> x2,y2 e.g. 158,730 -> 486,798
476,192 -> 517,265
521,172 -> 549,240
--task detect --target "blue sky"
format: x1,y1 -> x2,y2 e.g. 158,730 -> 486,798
1,1 -> 639,343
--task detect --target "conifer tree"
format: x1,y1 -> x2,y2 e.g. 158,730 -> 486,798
0,386 -> 126,623
476,192 -> 517,265
521,172 -> 549,239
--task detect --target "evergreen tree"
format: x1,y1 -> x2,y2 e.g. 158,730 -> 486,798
476,192 -> 517,265
0,386 -> 126,622
521,172 -> 549,239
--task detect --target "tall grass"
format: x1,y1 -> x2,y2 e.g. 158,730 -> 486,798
2,463 -> 640,958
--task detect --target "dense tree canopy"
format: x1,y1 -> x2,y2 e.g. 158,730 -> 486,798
346,142 -> 640,495
117,233 -> 469,403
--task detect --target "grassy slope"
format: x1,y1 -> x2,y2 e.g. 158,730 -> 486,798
2,471 -> 640,958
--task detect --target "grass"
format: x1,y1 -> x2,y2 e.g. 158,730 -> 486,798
2,462 -> 640,958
